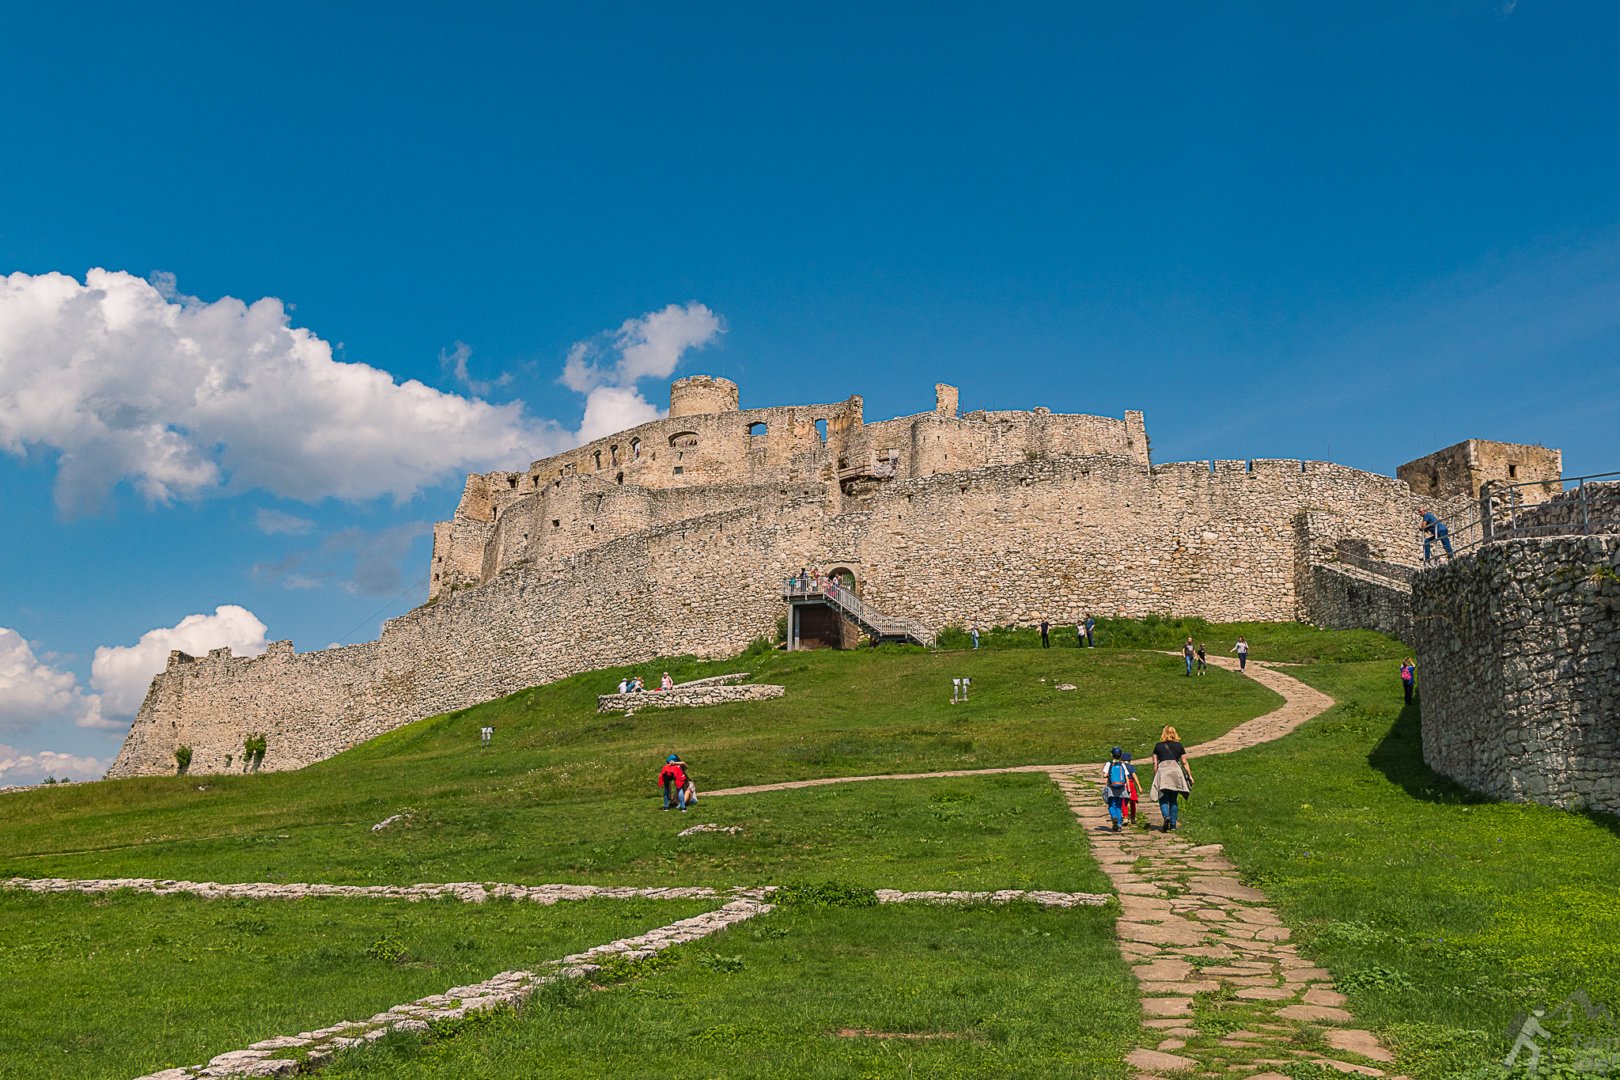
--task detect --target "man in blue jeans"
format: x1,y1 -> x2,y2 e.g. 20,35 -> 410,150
1420,508 -> 1453,563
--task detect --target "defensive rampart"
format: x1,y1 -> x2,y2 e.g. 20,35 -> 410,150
1412,536 -> 1620,815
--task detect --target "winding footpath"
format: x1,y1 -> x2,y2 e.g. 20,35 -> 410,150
711,658 -> 1405,1080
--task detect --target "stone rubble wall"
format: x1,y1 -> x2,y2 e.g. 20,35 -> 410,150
112,452 -> 1430,779
1496,480 -> 1620,539
1412,536 -> 1620,815
596,684 -> 786,713
1304,564 -> 1414,643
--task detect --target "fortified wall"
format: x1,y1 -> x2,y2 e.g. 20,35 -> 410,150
1413,533 -> 1620,815
112,377 -> 1445,777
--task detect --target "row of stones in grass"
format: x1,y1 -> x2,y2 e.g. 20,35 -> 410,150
1054,771 -> 1407,1080
2,876 -> 1110,909
138,899 -> 775,1079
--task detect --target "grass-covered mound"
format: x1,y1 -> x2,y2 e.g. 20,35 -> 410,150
0,645 -> 1281,886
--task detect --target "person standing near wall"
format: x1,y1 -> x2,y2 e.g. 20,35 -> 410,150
1232,636 -> 1249,673
970,622 -> 981,650
1183,636 -> 1195,676
1040,619 -> 1051,648
1419,509 -> 1453,563
1150,726 -> 1193,832
1400,658 -> 1416,704
1084,614 -> 1096,648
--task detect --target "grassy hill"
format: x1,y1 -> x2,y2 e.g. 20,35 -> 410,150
2,624 -> 1616,1079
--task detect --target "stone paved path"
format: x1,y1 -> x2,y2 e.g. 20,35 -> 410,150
712,659 -> 1404,1079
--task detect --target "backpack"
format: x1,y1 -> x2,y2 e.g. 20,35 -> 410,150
1107,760 -> 1127,790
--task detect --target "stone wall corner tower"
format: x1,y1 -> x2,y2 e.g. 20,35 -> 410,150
670,375 -> 740,418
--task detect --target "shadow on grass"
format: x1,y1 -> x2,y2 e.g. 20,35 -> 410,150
1368,699 -> 1620,838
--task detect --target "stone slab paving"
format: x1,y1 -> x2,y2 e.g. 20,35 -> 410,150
1047,660 -> 1407,1080
133,899 -> 774,1079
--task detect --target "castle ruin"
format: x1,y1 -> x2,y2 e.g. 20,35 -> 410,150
109,377 -> 1530,778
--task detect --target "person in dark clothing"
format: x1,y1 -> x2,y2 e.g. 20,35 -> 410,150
1084,614 -> 1096,648
1150,725 -> 1193,831
1420,509 -> 1453,563
1400,658 -> 1416,705
1039,619 -> 1050,648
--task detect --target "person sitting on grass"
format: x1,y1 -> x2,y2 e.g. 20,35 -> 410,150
1122,751 -> 1140,826
1149,725 -> 1193,832
1101,746 -> 1130,832
657,755 -> 689,812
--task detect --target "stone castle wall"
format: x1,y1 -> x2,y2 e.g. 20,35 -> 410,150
111,441 -> 1431,777
1412,536 -> 1620,815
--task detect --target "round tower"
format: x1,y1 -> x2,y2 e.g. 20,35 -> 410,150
669,375 -> 740,418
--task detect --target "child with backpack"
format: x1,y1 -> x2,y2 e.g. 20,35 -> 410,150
1122,751 -> 1140,825
1101,747 -> 1130,832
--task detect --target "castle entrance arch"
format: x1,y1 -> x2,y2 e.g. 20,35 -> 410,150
826,566 -> 857,595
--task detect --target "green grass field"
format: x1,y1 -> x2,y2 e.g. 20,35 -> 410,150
2,623 -> 1616,1079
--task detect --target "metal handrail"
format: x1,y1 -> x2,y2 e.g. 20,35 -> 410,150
782,578 -> 930,643
1420,469 -> 1620,563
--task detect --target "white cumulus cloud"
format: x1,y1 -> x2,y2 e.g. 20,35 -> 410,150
0,269 -> 567,514
90,605 -> 270,720
0,627 -> 103,732
0,743 -> 107,786
561,303 -> 723,443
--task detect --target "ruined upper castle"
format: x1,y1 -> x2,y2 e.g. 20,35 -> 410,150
109,377 -> 1559,778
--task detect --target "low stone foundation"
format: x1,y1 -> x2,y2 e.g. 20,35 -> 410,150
1306,563 -> 1413,643
597,675 -> 784,713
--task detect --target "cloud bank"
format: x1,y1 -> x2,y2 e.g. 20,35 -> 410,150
0,743 -> 107,786
0,628 -> 103,732
562,303 -> 724,442
0,269 -> 567,514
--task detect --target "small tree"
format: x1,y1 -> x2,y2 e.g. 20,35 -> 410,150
174,745 -> 192,774
243,733 -> 267,772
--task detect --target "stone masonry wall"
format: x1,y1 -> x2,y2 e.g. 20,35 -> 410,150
111,451 -> 1430,778
1412,536 -> 1620,814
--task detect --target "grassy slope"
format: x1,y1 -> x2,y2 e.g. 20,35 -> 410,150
0,646 -> 1280,885
322,903 -> 1138,1080
1179,659 -> 1620,1079
0,892 -> 714,1080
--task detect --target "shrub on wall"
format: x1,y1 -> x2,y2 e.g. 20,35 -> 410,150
173,746 -> 192,774
243,733 -> 267,772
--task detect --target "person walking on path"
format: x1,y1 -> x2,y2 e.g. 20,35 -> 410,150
1149,726 -> 1193,832
657,755 -> 689,812
1084,614 -> 1096,648
1232,636 -> 1249,673
1196,643 -> 1208,675
1420,508 -> 1454,563
1101,747 -> 1130,832
1040,619 -> 1051,648
970,622 -> 981,650
1122,751 -> 1140,826
1400,658 -> 1417,705
1183,636 -> 1196,676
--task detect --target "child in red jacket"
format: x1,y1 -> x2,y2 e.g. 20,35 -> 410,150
1122,752 -> 1140,826
658,755 -> 688,811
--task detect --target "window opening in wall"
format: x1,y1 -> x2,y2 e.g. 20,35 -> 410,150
670,431 -> 699,449
815,418 -> 827,444
508,476 -> 518,488
616,472 -> 623,485
593,450 -> 602,470
552,519 -> 560,528
673,466 -> 684,475
747,421 -> 767,438
610,445 -> 620,466
630,437 -> 641,460
1508,463 -> 1518,478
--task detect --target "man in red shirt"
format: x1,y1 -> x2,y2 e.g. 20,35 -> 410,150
658,756 -> 689,811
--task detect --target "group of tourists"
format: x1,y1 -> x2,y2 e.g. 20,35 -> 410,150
656,754 -> 699,811
1181,635 -> 1248,675
1100,726 -> 1194,833
617,672 -> 676,694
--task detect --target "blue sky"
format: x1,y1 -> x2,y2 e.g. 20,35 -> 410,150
2,1 -> 1617,782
